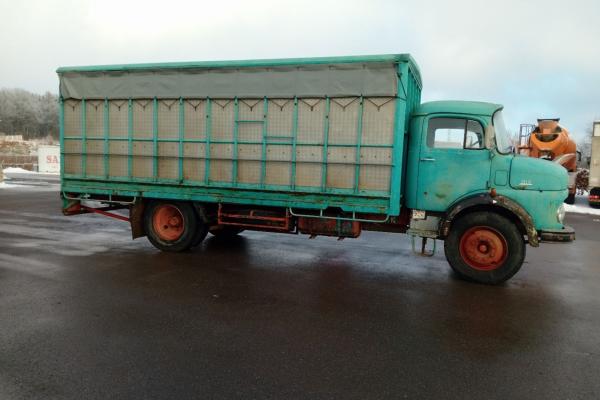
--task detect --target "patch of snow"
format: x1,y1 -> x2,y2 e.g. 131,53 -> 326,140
564,194 -> 600,216
2,167 -> 31,174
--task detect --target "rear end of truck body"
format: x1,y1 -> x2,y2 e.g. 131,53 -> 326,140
58,54 -> 574,285
589,121 -> 600,207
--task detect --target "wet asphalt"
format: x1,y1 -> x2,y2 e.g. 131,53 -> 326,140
0,186 -> 599,400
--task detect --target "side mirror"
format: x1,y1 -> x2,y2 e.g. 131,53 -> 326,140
485,124 -> 495,150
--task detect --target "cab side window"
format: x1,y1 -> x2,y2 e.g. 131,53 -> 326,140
427,118 -> 484,150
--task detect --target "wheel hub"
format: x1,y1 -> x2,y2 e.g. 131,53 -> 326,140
459,226 -> 508,271
152,204 -> 185,241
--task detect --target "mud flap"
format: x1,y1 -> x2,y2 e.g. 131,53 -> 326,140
130,200 -> 145,239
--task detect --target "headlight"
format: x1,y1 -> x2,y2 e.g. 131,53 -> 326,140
557,204 -> 565,224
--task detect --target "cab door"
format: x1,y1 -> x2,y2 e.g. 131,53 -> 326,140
416,115 -> 490,211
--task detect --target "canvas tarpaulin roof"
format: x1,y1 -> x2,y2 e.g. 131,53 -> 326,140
58,62 -> 399,99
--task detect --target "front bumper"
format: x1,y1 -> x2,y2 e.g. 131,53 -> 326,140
539,226 -> 575,242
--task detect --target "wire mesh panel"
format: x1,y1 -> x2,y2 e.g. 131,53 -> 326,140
107,100 -> 128,177
183,99 -> 206,182
237,144 -> 261,184
157,100 -> 179,139
183,142 -> 205,182
157,142 -> 178,180
362,98 -> 395,145
359,98 -> 396,192
267,99 -> 293,135
132,100 -> 153,179
109,141 -> 128,177
236,99 -> 263,184
157,100 -> 179,180
359,147 -> 392,191
296,99 -> 325,188
265,144 -> 292,186
63,100 -> 82,175
132,141 -> 153,179
295,145 -> 322,188
108,101 -> 128,138
297,99 -> 325,144
66,95 -> 397,194
64,138 -> 82,175
210,100 -> 234,183
238,99 -> 263,141
85,100 -> 104,176
210,143 -> 233,183
86,140 -> 104,177
328,98 -> 359,145
211,100 -> 234,141
326,147 -> 356,189
184,100 -> 206,140
132,100 -> 153,139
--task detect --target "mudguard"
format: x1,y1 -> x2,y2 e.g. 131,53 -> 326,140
439,193 -> 539,247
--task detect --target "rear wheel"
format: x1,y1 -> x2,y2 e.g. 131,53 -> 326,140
144,201 -> 198,252
444,212 -> 525,284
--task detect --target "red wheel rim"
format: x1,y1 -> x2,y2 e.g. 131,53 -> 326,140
152,204 -> 185,241
459,226 -> 508,271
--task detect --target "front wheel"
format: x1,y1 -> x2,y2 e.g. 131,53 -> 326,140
144,201 -> 198,252
444,212 -> 525,284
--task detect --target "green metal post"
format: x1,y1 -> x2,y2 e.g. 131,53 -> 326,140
128,99 -> 133,179
260,97 -> 268,188
354,96 -> 364,193
205,98 -> 211,185
103,98 -> 109,178
321,97 -> 330,191
232,97 -> 239,185
81,99 -> 87,177
153,98 -> 158,181
178,98 -> 184,182
291,97 -> 298,189
389,63 -> 408,215
59,98 -> 64,179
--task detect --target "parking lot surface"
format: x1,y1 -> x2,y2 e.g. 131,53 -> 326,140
1,186 -> 599,399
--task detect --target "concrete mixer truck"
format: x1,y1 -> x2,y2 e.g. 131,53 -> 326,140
518,119 -> 578,204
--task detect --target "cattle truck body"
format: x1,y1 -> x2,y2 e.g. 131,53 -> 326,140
57,54 -> 574,285
58,55 -> 420,216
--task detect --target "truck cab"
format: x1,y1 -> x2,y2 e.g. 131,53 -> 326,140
405,100 -> 574,282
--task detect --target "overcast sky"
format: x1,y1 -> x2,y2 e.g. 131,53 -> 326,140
1,0 -> 598,138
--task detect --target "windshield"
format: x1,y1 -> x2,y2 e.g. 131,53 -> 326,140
492,109 -> 512,154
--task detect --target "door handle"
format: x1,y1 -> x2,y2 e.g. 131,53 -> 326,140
420,157 -> 436,162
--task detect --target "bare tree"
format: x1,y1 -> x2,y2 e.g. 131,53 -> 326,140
0,89 -> 59,139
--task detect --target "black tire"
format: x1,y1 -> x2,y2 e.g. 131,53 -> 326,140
564,192 -> 575,205
191,217 -> 209,248
209,226 -> 244,238
444,212 -> 525,285
144,201 -> 198,252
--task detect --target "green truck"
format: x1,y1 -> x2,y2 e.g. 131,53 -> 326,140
57,54 -> 574,284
